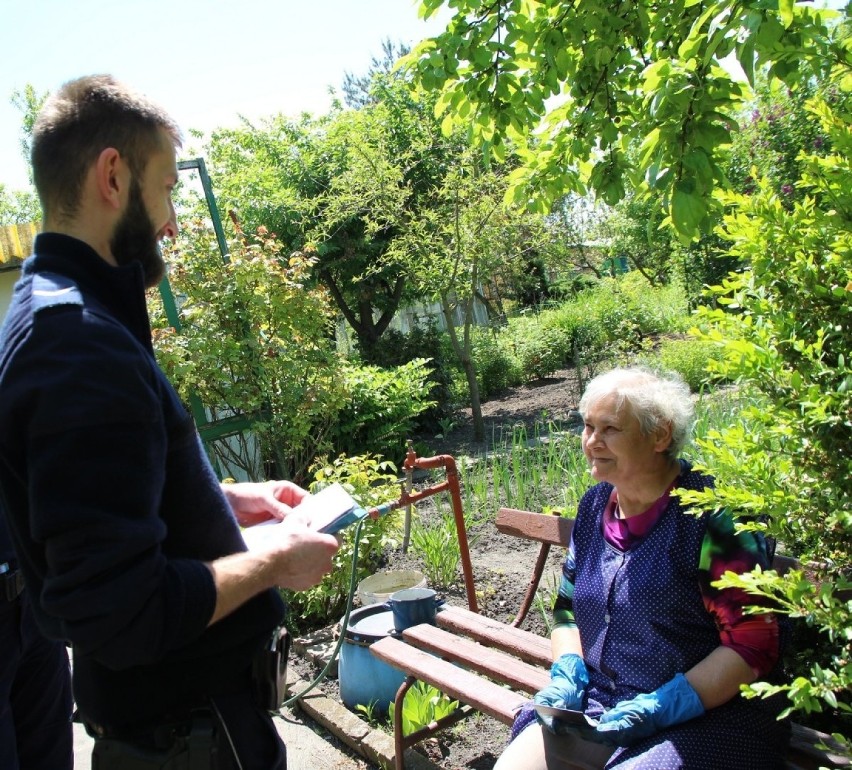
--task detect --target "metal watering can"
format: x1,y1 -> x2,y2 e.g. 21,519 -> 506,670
385,587 -> 445,632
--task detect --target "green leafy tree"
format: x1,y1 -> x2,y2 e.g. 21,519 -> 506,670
538,193 -> 611,286
405,0 -> 850,239
0,84 -> 47,224
684,96 -> 851,752
727,75 -> 835,204
205,68 -> 463,362
0,185 -> 39,226
341,38 -> 410,109
601,194 -> 671,286
397,152 -> 541,440
10,85 -> 48,176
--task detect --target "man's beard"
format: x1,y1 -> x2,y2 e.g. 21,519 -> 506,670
109,178 -> 166,289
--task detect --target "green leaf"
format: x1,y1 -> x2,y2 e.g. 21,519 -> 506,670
642,60 -> 671,92
441,112 -> 456,136
778,0 -> 795,29
671,185 -> 706,238
736,38 -> 756,88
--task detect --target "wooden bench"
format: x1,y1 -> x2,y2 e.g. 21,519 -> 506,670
370,507 -> 849,770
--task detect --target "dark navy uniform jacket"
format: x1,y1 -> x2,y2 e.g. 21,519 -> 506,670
0,233 -> 284,727
0,512 -> 14,569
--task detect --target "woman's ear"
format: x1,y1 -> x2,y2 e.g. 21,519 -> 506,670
653,420 -> 674,454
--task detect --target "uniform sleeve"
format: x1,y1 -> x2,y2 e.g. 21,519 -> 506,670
552,533 -> 578,629
698,509 -> 780,677
19,309 -> 216,668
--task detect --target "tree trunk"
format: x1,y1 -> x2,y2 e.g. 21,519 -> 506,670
318,269 -> 406,362
440,294 -> 485,442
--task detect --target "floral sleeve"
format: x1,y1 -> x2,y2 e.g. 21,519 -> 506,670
699,509 -> 780,677
552,533 -> 578,628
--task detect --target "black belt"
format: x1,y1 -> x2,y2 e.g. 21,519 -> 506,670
83,708 -> 224,770
0,563 -> 24,602
84,707 -> 214,748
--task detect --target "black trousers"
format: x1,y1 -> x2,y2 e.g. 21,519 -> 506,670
213,688 -> 286,770
89,688 -> 286,770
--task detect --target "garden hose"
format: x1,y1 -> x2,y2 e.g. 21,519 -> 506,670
279,515 -> 368,709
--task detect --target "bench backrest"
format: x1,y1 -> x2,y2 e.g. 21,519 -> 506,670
494,507 -> 574,546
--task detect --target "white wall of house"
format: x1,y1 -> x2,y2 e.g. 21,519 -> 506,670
389,294 -> 490,336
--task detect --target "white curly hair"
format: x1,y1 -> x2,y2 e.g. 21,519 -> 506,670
578,366 -> 695,459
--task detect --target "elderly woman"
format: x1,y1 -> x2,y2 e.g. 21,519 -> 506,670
495,367 -> 788,770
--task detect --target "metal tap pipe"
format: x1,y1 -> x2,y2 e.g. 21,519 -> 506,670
366,443 -> 479,613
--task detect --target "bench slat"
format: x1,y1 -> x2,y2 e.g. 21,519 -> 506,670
788,722 -> 851,768
495,507 -> 574,546
436,605 -> 552,667
370,635 -> 527,725
402,623 -> 551,695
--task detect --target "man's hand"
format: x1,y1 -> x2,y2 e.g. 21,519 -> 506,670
221,480 -> 309,527
206,514 -> 339,625
258,515 -> 339,591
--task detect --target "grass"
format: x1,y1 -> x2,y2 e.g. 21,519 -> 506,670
458,421 -> 590,517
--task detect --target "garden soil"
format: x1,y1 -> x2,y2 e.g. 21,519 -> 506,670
291,367 -> 588,769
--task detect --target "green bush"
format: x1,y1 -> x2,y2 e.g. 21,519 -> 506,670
617,272 -> 691,335
504,315 -> 571,381
542,292 -> 629,370
150,225 -> 345,483
331,359 -> 436,464
638,337 -> 726,392
394,276 -> 695,412
360,324 -> 457,431
283,454 -> 402,630
548,271 -> 600,302
469,327 -> 523,399
447,278 -> 696,405
683,96 -> 850,747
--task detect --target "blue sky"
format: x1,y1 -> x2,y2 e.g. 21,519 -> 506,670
0,0 -> 449,190
2,0 -> 845,193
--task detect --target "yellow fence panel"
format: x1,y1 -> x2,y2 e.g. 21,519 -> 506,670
0,222 -> 40,266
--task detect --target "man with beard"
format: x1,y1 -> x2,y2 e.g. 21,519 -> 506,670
0,75 -> 340,769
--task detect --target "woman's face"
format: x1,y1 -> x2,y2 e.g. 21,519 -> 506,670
581,393 -> 663,487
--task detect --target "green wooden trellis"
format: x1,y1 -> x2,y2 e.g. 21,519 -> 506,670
157,157 -> 256,471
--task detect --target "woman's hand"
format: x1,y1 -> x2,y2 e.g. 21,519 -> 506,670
595,673 -> 704,746
533,652 -> 590,733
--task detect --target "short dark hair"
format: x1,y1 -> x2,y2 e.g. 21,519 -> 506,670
31,74 -> 182,222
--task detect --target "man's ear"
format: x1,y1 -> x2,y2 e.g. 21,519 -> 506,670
94,147 -> 127,210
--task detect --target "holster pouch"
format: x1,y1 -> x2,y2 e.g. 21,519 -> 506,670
90,711 -> 220,770
251,624 -> 290,711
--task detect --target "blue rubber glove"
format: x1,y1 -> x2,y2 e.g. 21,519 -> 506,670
595,673 -> 705,746
533,653 -> 590,734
